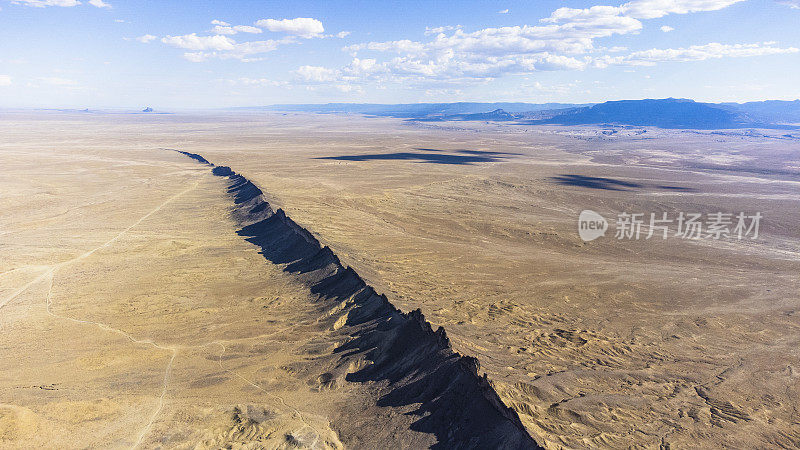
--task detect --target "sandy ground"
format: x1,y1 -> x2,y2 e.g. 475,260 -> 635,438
0,125 -> 428,449
1,111 -> 799,448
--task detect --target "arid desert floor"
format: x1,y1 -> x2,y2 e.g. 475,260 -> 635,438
1,111 -> 799,449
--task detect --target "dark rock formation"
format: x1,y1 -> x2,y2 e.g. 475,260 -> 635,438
173,151 -> 542,449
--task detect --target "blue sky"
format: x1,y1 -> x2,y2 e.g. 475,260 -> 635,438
1,0 -> 799,108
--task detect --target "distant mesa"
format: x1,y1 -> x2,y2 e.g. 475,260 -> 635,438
530,98 -> 741,129
142,106 -> 154,113
531,98 -> 800,129
259,99 -> 800,130
420,108 -> 517,122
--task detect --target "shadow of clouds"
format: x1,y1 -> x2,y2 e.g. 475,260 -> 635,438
316,148 -> 519,165
550,174 -> 642,190
550,174 -> 697,192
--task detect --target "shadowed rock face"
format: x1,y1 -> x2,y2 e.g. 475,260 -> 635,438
177,151 -> 542,449
175,150 -> 211,165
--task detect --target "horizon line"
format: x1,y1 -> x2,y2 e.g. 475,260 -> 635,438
3,97 -> 800,112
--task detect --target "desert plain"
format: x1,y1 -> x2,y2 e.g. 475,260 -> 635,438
0,111 -> 799,449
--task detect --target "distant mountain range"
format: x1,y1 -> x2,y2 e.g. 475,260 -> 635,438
529,99 -> 800,129
262,99 -> 800,129
258,102 -> 590,117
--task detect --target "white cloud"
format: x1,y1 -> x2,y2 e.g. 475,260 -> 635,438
541,5 -> 625,23
256,17 -> 324,38
211,25 -> 237,35
335,84 -> 362,93
498,9 -> 509,14
136,34 -> 157,43
11,0 -> 80,7
596,42 -> 799,66
325,0 -> 759,86
161,33 -> 236,51
234,25 -> 262,34
425,88 -> 464,98
211,21 -> 263,35
524,80 -> 578,94
146,0 -> 793,88
295,65 -> 339,82
337,31 -> 351,38
170,36 -> 286,62
424,25 -> 462,35
182,52 -> 208,63
776,0 -> 800,8
622,0 -> 747,19
630,42 -> 799,63
547,0 -> 745,22
12,0 -> 113,7
661,25 -> 675,32
353,13 -> 644,60
38,77 -> 77,86
0,75 -> 12,86
226,77 -> 288,87
345,39 -> 427,56
157,18 -> 319,62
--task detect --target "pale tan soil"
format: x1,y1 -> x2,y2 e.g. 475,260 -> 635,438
0,129 -> 429,449
1,111 -> 799,448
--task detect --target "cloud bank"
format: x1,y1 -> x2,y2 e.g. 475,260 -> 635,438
124,1 -> 796,95
256,18 -> 324,38
150,17 -> 332,61
307,0 -> 792,88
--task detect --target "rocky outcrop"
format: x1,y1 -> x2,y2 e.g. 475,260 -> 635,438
175,150 -> 541,449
